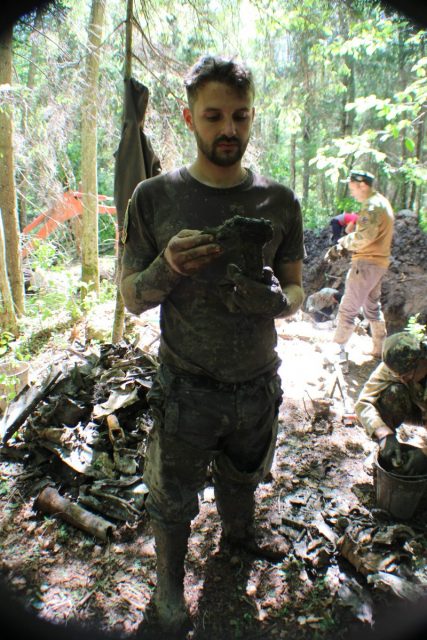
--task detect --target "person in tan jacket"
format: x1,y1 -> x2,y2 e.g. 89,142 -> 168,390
355,331 -> 427,476
325,170 -> 394,363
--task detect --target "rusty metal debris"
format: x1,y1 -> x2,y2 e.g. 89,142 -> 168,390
275,481 -> 427,609
197,215 -> 274,282
337,516 -> 426,600
35,486 -> 114,542
0,340 -> 158,537
0,368 -> 63,444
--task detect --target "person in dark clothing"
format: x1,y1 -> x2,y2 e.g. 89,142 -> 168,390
120,55 -> 304,633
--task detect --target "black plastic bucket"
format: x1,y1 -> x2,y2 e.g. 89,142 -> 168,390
374,452 -> 427,519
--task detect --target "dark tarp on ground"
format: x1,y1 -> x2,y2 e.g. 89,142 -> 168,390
113,77 -> 161,235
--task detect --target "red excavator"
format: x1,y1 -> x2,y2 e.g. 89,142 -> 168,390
21,190 -> 117,258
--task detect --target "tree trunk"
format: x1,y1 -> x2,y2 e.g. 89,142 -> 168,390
289,133 -> 296,192
80,0 -> 106,298
397,23 -> 411,211
0,214 -> 19,336
0,25 -> 25,317
112,0 -> 133,343
319,173 -> 329,213
336,8 -> 355,204
302,119 -> 310,204
18,7 -> 44,232
409,108 -> 425,214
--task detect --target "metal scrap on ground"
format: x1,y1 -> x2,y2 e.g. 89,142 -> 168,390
0,332 -> 426,614
0,341 -> 158,539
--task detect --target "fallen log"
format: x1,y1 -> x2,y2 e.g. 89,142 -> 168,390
35,486 -> 114,542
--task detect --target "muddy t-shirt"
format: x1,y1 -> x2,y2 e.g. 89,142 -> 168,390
339,191 -> 394,268
122,167 -> 304,383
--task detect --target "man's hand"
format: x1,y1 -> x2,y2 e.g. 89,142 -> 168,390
378,434 -> 403,468
219,264 -> 290,317
400,448 -> 427,476
324,244 -> 348,262
164,230 -> 222,276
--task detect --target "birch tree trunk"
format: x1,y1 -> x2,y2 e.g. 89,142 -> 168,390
0,213 -> 19,336
112,0 -> 133,343
80,0 -> 106,298
0,25 -> 25,317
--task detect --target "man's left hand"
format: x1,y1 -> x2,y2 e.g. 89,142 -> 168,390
219,264 -> 290,317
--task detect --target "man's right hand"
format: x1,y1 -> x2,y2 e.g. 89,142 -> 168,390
324,244 -> 348,262
164,230 -> 222,276
400,448 -> 427,476
378,434 -> 402,468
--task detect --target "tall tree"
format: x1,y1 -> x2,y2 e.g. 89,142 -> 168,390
0,25 -> 25,317
17,6 -> 45,231
112,0 -> 133,343
80,0 -> 106,297
0,215 -> 19,336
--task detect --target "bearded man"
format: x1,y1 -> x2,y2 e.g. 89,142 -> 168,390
120,55 -> 304,634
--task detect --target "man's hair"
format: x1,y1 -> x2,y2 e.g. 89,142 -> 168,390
184,55 -> 255,107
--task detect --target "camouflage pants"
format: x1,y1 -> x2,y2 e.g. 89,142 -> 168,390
338,259 -> 387,327
376,382 -> 422,430
143,364 -> 283,524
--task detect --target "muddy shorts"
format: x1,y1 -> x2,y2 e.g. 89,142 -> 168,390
143,364 -> 283,524
376,382 -> 422,430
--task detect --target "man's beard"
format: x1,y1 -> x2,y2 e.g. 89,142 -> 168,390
194,131 -> 249,167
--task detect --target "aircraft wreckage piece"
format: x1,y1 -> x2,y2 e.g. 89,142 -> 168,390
35,485 -> 114,542
196,215 -> 274,282
0,368 -> 63,444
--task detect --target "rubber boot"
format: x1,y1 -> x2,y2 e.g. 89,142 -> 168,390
151,520 -> 191,635
333,318 -> 354,348
369,320 -> 387,358
214,482 -> 288,562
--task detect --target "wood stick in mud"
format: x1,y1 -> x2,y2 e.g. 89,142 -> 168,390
35,486 -> 114,542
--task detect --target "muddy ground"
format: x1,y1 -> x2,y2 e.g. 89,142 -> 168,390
0,214 -> 427,640
1,311 -> 427,640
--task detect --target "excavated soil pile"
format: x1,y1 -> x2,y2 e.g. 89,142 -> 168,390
303,211 -> 427,332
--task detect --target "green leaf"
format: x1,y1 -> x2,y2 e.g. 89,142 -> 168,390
404,138 -> 415,153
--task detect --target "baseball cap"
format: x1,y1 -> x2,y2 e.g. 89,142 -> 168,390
382,332 -> 426,375
344,170 -> 375,186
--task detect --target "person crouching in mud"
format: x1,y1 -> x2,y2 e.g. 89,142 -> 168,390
356,332 -> 427,476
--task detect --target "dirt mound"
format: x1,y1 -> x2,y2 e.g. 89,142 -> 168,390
303,211 -> 427,332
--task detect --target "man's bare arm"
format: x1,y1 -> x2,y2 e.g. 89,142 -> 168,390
121,230 -> 221,315
275,260 -> 304,318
